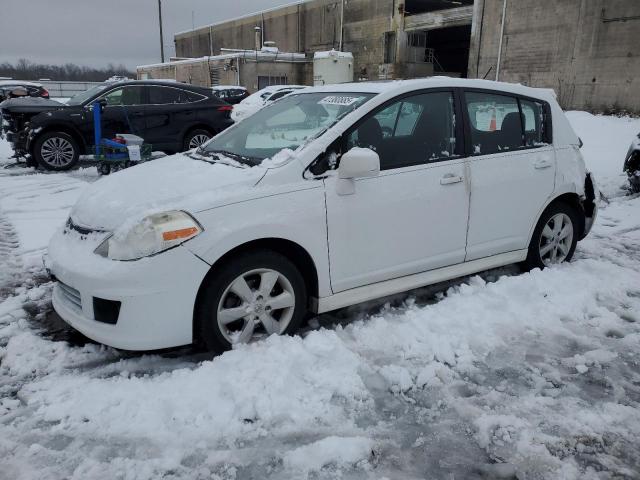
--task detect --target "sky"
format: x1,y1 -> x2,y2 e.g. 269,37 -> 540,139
0,0 -> 291,70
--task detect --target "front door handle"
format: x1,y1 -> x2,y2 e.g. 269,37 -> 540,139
440,173 -> 463,185
534,160 -> 552,169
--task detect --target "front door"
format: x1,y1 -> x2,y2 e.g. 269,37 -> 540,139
324,90 -> 470,293
92,85 -> 147,142
462,91 -> 556,260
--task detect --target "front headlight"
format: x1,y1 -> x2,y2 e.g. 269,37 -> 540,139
94,211 -> 203,261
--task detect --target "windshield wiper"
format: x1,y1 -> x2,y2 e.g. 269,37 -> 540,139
188,149 -> 255,168
197,148 -> 259,166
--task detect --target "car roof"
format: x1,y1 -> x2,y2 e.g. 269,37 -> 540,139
212,85 -> 247,91
297,77 -> 556,103
106,80 -> 212,94
0,80 -> 43,87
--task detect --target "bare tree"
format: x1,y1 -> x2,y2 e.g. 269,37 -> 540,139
0,59 -> 135,81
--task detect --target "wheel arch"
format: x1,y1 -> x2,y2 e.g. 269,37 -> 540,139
31,124 -> 88,155
527,192 -> 586,247
192,237 -> 319,342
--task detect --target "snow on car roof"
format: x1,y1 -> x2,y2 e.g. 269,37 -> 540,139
211,85 -> 248,91
0,80 -> 43,87
295,77 -> 557,102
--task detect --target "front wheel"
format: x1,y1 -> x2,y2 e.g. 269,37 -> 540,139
33,131 -> 79,171
524,203 -> 579,270
196,250 -> 308,353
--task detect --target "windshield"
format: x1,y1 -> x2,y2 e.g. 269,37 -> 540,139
203,92 -> 374,164
66,84 -> 110,106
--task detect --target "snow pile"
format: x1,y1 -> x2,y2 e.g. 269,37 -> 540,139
314,50 -> 354,60
565,111 -> 640,196
1,111 -> 640,479
282,436 -> 373,473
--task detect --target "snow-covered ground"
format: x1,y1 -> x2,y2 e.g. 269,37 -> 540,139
1,113 -> 639,479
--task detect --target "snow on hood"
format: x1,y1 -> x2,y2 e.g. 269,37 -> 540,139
70,153 -> 266,231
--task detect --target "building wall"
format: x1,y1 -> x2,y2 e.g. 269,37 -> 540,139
175,0 -> 396,83
137,56 -> 309,91
469,0 -> 640,113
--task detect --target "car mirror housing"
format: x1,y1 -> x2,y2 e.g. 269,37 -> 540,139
336,147 -> 380,195
338,147 -> 380,179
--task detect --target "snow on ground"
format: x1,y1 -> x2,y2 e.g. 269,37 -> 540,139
0,114 -> 639,480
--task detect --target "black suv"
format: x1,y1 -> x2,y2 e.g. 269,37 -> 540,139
0,80 -> 234,170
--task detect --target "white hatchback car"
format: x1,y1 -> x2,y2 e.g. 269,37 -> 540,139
47,78 -> 598,352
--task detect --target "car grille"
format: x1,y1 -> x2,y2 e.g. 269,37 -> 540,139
65,218 -> 106,236
58,282 -> 82,312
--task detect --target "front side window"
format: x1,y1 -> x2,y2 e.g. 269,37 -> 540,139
102,86 -> 144,106
346,91 -> 459,170
66,84 -> 110,106
202,92 -> 374,163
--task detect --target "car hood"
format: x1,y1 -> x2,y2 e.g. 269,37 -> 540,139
0,97 -> 66,114
70,153 -> 267,231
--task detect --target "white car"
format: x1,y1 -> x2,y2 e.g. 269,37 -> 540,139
232,85 -> 307,122
47,78 -> 598,352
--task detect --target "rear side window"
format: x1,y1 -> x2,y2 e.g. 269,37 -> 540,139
465,91 -> 550,155
186,91 -> 205,102
346,91 -> 459,170
268,90 -> 292,102
148,86 -> 196,104
520,99 -> 548,146
465,92 -> 522,154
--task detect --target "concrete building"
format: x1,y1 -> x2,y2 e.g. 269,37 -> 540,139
469,0 -> 640,113
139,0 -> 640,113
137,50 -> 308,91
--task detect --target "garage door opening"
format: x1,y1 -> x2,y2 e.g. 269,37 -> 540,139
405,0 -> 474,15
425,25 -> 472,78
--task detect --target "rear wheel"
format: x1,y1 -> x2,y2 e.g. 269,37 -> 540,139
183,129 -> 212,151
524,203 -> 579,270
196,250 -> 308,353
33,131 -> 79,171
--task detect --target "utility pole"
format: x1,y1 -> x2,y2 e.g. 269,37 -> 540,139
158,0 -> 165,63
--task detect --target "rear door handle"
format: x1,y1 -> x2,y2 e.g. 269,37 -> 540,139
534,160 -> 552,169
440,173 -> 463,185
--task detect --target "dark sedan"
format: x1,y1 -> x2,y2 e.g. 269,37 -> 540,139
0,80 -> 234,170
0,80 -> 49,102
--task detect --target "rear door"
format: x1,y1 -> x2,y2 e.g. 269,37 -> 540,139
144,85 -> 203,152
463,90 -> 556,260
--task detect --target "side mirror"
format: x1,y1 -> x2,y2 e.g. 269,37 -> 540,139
338,147 -> 380,179
336,147 -> 380,195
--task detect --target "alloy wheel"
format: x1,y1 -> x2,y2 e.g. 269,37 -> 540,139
40,137 -> 75,167
188,134 -> 211,149
216,268 -> 296,344
539,213 -> 573,266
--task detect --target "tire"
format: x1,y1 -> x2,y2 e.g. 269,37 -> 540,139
195,250 -> 308,353
183,128 -> 212,151
524,202 -> 580,271
33,131 -> 79,171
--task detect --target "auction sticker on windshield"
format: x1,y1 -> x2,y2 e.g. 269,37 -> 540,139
318,96 -> 360,106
